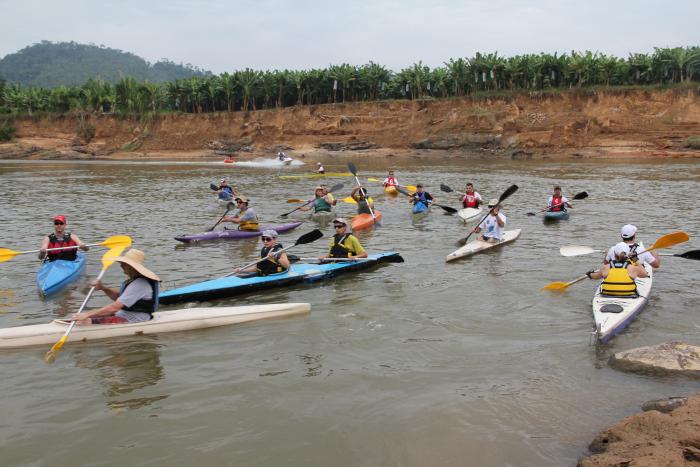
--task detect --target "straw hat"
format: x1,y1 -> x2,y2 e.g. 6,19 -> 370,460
487,198 -> 499,207
114,249 -> 160,281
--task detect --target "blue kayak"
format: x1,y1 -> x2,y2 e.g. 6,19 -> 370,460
412,202 -> 429,214
36,252 -> 87,296
160,252 -> 403,304
544,210 -> 570,221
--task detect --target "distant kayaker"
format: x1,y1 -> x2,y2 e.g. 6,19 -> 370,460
351,187 -> 374,215
547,186 -> 573,212
39,215 -> 89,261
320,218 -> 368,259
278,151 -> 286,161
235,230 -> 290,276
71,249 -> 160,325
409,184 -> 433,209
223,196 -> 260,231
316,162 -> 325,174
383,170 -> 399,187
320,184 -> 338,206
300,186 -> 334,214
217,178 -> 237,201
588,245 -> 648,296
604,224 -> 660,268
460,183 -> 482,209
473,198 -> 507,242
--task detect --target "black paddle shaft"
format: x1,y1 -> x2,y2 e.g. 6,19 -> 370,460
458,184 -> 518,245
208,203 -> 234,231
395,186 -> 456,214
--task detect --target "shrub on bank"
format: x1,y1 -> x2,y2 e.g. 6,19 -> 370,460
0,120 -> 14,141
687,136 -> 700,149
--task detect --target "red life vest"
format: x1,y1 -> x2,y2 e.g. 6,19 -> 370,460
550,195 -> 564,212
462,193 -> 478,208
385,177 -> 397,186
47,233 -> 78,261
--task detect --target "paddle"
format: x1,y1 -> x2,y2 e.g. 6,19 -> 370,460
456,185 -> 519,246
526,191 -> 588,216
561,245 -> 700,260
207,202 -> 235,231
367,178 -> 417,191
280,183 -> 344,217
347,162 -> 378,222
559,232 -> 691,258
393,186 -> 457,214
0,235 -> 132,263
209,183 -> 219,191
342,196 -> 374,204
287,198 -> 307,203
224,229 -> 323,277
295,255 -> 405,263
45,245 -> 128,362
440,183 -> 454,193
541,274 -> 591,291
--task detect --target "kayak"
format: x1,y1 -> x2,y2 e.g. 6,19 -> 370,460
445,229 -> 521,262
0,303 -> 310,349
159,253 -> 402,304
279,158 -> 293,165
458,207 -> 483,224
384,185 -> 398,195
592,263 -> 653,344
412,202 -> 430,214
310,210 -> 335,225
351,211 -> 382,231
175,222 -> 303,243
36,253 -> 87,296
223,159 -> 235,164
544,210 -> 570,221
278,172 -> 353,180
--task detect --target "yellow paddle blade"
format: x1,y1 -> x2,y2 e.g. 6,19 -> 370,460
99,235 -> 132,249
0,248 -> 20,263
287,199 -> 306,203
102,245 -> 127,268
343,197 -> 374,204
367,177 -> 381,182
542,281 -> 571,291
649,231 -> 689,250
404,185 -> 417,192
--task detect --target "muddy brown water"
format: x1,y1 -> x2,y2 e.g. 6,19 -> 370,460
1,156 -> 699,466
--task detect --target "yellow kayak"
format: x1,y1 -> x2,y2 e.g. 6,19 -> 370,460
278,172 -> 353,180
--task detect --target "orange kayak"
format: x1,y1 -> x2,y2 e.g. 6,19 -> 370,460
352,211 -> 382,231
384,185 -> 398,195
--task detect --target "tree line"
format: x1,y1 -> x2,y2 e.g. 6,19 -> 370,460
1,46 -> 699,117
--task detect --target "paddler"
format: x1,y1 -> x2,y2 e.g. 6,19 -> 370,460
235,230 -> 290,276
382,170 -> 399,187
587,245 -> 648,296
300,186 -> 334,214
351,187 -> 374,215
460,182 -> 482,209
409,184 -> 433,210
39,215 -> 89,261
604,224 -> 660,268
320,184 -> 338,206
320,218 -> 368,259
71,249 -> 160,325
216,178 -> 237,201
547,185 -> 573,213
316,162 -> 325,174
472,198 -> 506,242
223,196 -> 260,231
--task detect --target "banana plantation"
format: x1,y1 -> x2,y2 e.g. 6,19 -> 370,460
1,47 -> 699,117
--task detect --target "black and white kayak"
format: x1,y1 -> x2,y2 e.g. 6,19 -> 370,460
446,229 -> 521,262
0,303 -> 310,349
592,264 -> 653,344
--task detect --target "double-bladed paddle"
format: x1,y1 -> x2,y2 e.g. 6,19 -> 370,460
394,186 -> 457,214
294,255 -> 405,263
45,245 -> 129,362
0,235 -> 132,263
280,183 -> 344,217
455,184 -> 519,246
207,202 -> 235,231
224,229 -> 324,277
347,162 -> 378,222
560,245 -> 700,260
527,191 -> 588,216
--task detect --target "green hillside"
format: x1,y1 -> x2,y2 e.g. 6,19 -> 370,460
0,41 -> 210,87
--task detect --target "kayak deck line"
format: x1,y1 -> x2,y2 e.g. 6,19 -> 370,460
0,303 -> 311,349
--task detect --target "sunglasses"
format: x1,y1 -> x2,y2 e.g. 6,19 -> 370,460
54,221 -> 65,225
261,237 -> 273,241
333,224 -> 345,229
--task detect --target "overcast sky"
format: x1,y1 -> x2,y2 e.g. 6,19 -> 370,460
1,0 -> 698,73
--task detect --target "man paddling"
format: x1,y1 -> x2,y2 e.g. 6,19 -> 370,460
604,224 -> 660,268
472,199 -> 507,242
460,183 -> 482,209
223,196 -> 260,231
383,170 -> 399,187
71,249 -> 160,325
39,215 -> 89,261
235,230 -> 291,276
316,162 -> 325,174
320,218 -> 368,259
351,187 -> 374,215
409,184 -> 433,210
216,178 -> 237,201
547,186 -> 573,213
300,186 -> 334,214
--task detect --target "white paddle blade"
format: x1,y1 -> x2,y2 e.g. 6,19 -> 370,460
559,246 -> 601,257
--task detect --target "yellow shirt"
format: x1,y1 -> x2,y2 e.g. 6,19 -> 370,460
329,234 -> 365,257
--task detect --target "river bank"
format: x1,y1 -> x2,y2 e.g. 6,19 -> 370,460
1,88 -> 700,161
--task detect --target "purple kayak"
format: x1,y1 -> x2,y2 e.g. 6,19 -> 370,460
175,222 -> 303,243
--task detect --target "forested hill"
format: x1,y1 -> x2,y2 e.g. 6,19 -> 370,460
0,41 -> 211,87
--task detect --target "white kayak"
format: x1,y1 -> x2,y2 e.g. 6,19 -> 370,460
0,303 -> 310,349
446,229 -> 521,262
458,207 -> 483,224
592,264 -> 653,344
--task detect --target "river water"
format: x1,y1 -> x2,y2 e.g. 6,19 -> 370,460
1,156 -> 699,466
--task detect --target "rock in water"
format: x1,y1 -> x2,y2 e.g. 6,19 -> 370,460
610,341 -> 700,377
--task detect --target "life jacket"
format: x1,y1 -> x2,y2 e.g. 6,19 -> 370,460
237,208 -> 260,231
257,244 -> 287,276
313,196 -> 332,213
218,186 -> 233,200
600,260 -> 638,297
119,278 -> 159,315
462,193 -> 478,208
385,177 -> 397,186
550,195 -> 564,212
330,234 -> 353,258
356,198 -> 371,215
46,233 -> 78,261
414,191 -> 430,208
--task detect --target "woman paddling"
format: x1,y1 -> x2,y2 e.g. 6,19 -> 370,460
235,229 -> 291,276
350,187 -> 374,215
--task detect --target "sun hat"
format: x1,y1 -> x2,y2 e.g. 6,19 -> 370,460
261,229 -> 278,238
317,162 -> 322,166
114,249 -> 160,281
53,215 -> 67,223
487,198 -> 499,207
315,186 -> 324,191
621,224 -> 637,239
235,196 -> 248,204
333,217 -> 349,226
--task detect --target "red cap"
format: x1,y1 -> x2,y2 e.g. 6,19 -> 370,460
53,215 -> 67,223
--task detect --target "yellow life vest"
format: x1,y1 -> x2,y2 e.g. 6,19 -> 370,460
600,264 -> 637,297
238,220 -> 260,231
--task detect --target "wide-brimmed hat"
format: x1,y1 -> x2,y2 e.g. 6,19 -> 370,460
53,215 -> 67,223
487,198 -> 499,207
235,196 -> 249,204
114,249 -> 160,281
315,186 -> 324,191
621,224 -> 637,239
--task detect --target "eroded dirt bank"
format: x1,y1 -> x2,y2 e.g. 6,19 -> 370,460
1,88 -> 700,160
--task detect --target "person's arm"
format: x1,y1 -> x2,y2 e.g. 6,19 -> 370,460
349,237 -> 367,258
38,236 -> 49,260
73,300 -> 124,320
546,196 -> 553,208
71,234 -> 89,251
94,280 -> 120,301
277,252 -> 291,269
587,266 -> 606,280
496,212 -> 506,227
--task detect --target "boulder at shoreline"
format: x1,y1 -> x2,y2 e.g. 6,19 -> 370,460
610,341 -> 700,377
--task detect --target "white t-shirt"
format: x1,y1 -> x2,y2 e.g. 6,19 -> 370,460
478,212 -> 507,241
115,277 -> 154,322
547,195 -> 569,209
606,241 -> 656,266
